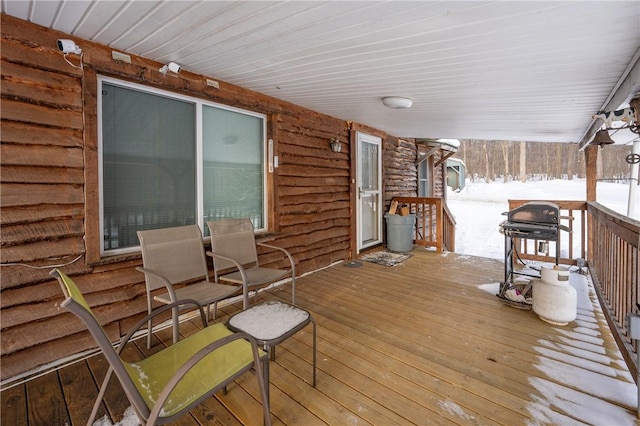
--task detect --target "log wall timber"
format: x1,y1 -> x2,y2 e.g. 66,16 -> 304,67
382,137 -> 447,210
0,15 -> 356,380
433,151 -> 447,197
383,136 -> 418,209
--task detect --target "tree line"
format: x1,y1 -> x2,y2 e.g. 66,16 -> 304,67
454,140 -> 633,183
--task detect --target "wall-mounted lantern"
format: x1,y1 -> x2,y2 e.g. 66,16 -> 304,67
330,138 -> 342,153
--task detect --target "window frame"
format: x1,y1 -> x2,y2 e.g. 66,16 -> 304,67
96,75 -> 270,257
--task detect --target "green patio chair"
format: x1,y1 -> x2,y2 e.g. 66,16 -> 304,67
137,224 -> 238,348
207,218 -> 296,310
50,269 -> 271,426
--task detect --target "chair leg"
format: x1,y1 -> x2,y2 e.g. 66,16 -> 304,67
205,303 -> 211,326
291,276 -> 296,306
250,342 -> 271,426
172,306 -> 179,344
311,316 -> 317,387
87,366 -> 113,426
260,353 -> 271,425
146,318 -> 152,350
243,287 -> 249,310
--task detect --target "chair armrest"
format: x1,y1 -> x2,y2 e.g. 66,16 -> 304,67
205,251 -> 243,267
135,266 -> 179,302
150,331 -> 267,423
205,251 -> 249,282
116,299 -> 207,354
257,243 -> 296,269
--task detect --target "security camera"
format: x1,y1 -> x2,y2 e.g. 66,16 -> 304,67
57,39 -> 82,55
167,62 -> 181,73
159,61 -> 181,74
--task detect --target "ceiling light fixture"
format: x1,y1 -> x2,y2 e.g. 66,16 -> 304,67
382,96 -> 413,109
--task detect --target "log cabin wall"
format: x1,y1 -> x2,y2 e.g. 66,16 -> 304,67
0,14 -> 358,381
382,136 -> 418,210
433,150 -> 446,198
382,137 -> 448,211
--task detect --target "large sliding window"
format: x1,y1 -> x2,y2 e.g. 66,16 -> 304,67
99,78 -> 266,255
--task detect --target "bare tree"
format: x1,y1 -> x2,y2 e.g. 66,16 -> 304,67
501,141 -> 509,182
483,142 -> 491,183
553,144 -> 562,179
450,140 -> 629,184
519,141 -> 527,182
566,143 -> 576,179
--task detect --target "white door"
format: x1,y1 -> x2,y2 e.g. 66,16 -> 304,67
356,132 -> 382,251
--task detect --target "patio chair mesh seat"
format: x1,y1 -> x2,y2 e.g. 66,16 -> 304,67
125,322 -> 261,418
207,218 -> 296,309
137,224 -> 239,348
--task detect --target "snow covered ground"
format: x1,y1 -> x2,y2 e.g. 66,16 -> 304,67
449,178 -> 637,425
447,178 -> 632,259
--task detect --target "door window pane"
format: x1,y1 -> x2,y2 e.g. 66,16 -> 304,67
361,143 -> 379,191
361,193 -> 379,243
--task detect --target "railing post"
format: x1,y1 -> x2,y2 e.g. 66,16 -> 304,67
585,144 -> 598,202
628,139 -> 640,220
626,312 -> 640,418
435,198 -> 442,252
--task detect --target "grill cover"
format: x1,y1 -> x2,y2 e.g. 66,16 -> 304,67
500,202 -> 564,240
506,201 -> 559,225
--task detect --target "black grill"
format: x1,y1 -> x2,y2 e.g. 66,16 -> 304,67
500,201 -> 562,240
498,202 -> 570,305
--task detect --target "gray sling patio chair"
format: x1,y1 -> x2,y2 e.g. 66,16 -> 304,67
137,224 -> 238,348
206,218 -> 296,310
50,269 -> 271,426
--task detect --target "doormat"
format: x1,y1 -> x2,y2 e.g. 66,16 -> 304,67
360,251 -> 412,267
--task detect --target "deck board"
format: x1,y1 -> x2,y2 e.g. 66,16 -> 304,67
1,249 -> 638,425
59,359 -> 102,425
25,371 -> 69,425
1,382 -> 27,426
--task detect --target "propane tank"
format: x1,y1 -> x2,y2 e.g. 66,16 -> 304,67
533,265 -> 577,325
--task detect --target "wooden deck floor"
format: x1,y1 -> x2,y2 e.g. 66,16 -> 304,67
2,249 -> 638,425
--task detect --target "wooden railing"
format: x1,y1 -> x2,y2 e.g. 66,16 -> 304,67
507,199 -> 640,382
392,197 -> 456,252
507,200 -> 588,265
586,201 -> 640,381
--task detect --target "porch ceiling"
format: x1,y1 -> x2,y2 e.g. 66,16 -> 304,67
3,1 -> 640,145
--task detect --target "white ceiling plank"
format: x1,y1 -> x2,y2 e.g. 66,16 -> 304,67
1,0 -> 31,20
27,0 -> 60,27
52,0 -> 94,35
3,0 -> 639,144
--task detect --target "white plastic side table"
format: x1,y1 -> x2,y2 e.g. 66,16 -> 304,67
226,300 -> 317,404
